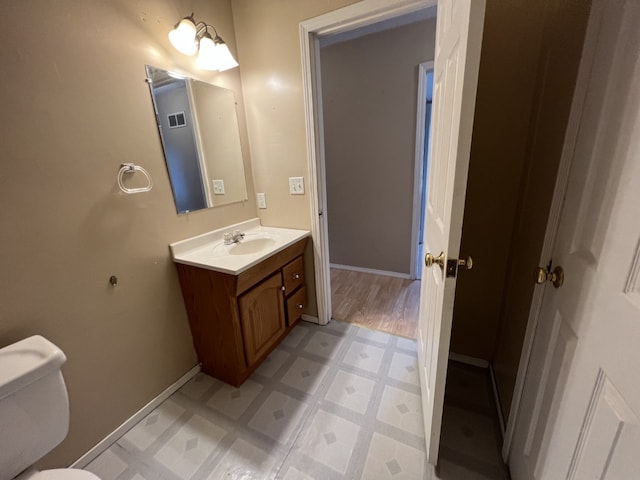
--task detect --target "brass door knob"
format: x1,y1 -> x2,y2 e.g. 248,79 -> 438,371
535,266 -> 564,288
425,251 -> 446,270
458,256 -> 473,270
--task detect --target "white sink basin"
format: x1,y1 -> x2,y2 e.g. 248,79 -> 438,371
228,237 -> 277,255
170,218 -> 310,275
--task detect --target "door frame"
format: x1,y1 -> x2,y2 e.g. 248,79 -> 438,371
411,61 -> 435,279
501,0 -> 599,460
300,0 -> 438,326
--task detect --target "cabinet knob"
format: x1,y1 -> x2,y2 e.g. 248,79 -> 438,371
297,303 -> 303,309
293,273 -> 300,280
281,286 -> 286,292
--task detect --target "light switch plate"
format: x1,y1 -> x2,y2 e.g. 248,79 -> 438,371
289,177 -> 304,195
212,179 -> 225,195
257,193 -> 267,209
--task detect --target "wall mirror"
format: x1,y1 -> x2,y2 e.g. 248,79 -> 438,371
145,65 -> 248,214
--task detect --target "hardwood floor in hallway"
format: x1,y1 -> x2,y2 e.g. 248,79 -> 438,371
330,267 -> 421,339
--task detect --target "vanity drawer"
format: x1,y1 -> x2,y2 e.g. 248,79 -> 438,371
283,256 -> 304,293
286,287 -> 306,326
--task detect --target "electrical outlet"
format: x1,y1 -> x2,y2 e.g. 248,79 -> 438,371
212,179 -> 225,195
257,193 -> 267,209
289,177 -> 304,195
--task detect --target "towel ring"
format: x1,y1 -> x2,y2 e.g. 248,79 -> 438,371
117,163 -> 153,194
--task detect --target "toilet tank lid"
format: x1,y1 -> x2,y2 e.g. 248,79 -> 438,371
0,335 -> 67,401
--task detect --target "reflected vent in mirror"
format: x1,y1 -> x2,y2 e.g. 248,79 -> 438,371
168,112 -> 187,128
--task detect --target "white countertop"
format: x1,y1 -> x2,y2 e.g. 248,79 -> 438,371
169,218 -> 310,275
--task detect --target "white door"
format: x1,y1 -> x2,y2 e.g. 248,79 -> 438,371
417,0 -> 485,464
509,0 -> 640,478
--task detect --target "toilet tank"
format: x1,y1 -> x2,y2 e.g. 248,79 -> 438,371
0,335 -> 69,480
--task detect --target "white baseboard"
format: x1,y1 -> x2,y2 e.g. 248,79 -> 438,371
329,263 -> 412,280
448,352 -> 489,368
301,314 -> 321,324
71,364 -> 201,469
489,363 -> 506,437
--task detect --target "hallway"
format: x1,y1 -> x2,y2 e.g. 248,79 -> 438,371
331,268 -> 421,338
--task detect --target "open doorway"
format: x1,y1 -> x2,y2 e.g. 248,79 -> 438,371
303,0 -> 510,478
318,13 -> 436,339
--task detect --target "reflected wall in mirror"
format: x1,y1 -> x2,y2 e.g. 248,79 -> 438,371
145,65 -> 248,214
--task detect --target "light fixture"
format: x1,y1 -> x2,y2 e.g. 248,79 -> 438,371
168,13 -> 239,71
168,15 -> 198,55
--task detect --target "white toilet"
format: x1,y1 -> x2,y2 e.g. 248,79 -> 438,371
0,335 -> 101,480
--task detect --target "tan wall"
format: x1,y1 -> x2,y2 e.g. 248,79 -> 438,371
321,20 -> 436,275
231,0 -> 359,317
231,0 -> 359,231
492,0 -> 591,418
450,0 -> 548,360
0,0 -> 255,468
450,0 -> 590,416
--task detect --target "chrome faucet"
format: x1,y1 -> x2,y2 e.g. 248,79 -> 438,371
223,230 -> 245,245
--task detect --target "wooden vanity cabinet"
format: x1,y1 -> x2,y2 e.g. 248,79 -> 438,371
175,237 -> 308,386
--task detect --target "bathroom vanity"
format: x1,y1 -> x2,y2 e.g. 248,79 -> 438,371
170,220 -> 310,386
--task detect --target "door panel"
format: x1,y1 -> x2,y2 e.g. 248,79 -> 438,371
567,370 -> 640,479
523,314 -> 577,478
417,0 -> 485,464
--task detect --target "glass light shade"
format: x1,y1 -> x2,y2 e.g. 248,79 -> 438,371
168,18 -> 197,55
214,42 -> 239,71
196,35 -> 221,70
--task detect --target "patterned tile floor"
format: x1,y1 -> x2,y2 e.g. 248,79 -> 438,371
86,320 -> 508,479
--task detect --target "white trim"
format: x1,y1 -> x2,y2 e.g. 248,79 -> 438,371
330,263 -> 412,279
489,363 -> 506,437
320,7 -> 437,47
501,1 -> 602,462
411,61 -> 435,280
71,365 -> 200,468
301,313 -> 320,324
300,15 -> 329,326
300,0 -> 438,327
448,352 -> 489,369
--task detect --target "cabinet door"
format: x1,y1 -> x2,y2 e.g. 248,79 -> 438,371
239,271 -> 286,366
